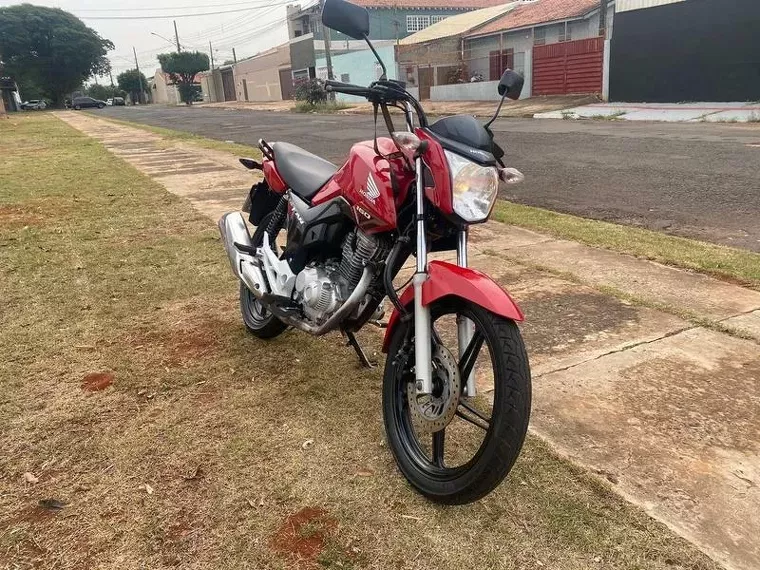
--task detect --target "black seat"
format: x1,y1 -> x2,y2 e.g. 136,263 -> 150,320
273,142 -> 338,201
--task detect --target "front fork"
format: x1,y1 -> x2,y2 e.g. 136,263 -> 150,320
412,159 -> 476,398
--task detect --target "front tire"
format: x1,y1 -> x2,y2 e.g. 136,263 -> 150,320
382,299 -> 531,504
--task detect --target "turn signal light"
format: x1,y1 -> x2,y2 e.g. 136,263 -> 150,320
392,132 -> 422,152
499,167 -> 525,185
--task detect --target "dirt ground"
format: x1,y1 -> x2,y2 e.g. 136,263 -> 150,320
0,114 -> 725,570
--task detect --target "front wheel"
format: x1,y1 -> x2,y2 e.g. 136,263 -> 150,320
382,299 -> 531,504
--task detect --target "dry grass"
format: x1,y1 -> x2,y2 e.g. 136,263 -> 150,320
0,114 -> 722,570
493,201 -> 760,289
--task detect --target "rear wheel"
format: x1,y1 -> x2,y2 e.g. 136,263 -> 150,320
382,298 -> 531,504
74,105 -> 81,110
239,211 -> 288,339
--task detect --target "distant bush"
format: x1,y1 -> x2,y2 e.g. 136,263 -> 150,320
294,101 -> 351,114
294,79 -> 327,106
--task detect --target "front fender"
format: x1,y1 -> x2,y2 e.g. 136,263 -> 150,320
382,260 -> 524,353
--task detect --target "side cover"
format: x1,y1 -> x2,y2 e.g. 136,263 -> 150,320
382,260 -> 524,352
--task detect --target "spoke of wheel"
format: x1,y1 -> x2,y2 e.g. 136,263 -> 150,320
455,408 -> 489,431
459,399 -> 491,424
459,329 -> 484,380
432,430 -> 445,467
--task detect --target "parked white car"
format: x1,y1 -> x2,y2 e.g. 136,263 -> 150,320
21,100 -> 47,110
106,98 -> 113,106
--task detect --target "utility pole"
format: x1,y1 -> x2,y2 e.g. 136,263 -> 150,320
232,48 -> 237,63
174,20 -> 181,52
320,0 -> 335,100
133,46 -> 144,104
599,0 -> 608,36
209,41 -> 215,70
109,69 -> 115,87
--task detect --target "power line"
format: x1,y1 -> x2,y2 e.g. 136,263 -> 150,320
74,0 -> 288,12
77,2 -> 290,20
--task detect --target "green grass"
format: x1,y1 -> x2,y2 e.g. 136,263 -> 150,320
0,113 -> 722,570
493,201 -> 760,288
294,101 -> 352,113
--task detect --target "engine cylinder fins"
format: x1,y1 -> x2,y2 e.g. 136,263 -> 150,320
338,230 -> 390,288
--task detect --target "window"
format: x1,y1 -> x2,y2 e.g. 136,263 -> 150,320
431,15 -> 448,24
559,23 -> 571,42
534,26 -> 546,45
407,15 -> 431,32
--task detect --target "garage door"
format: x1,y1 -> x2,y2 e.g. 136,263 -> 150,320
533,37 -> 604,96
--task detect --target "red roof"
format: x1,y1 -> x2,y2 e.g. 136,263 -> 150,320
352,0 -> 509,8
469,0 -> 600,36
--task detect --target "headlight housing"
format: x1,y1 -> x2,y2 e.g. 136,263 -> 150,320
445,150 -> 499,223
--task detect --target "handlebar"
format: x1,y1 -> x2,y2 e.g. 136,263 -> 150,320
324,78 -> 429,128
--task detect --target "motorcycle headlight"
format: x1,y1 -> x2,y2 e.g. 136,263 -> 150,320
445,150 -> 499,223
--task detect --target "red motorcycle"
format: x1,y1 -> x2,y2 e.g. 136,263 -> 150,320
219,0 -> 531,504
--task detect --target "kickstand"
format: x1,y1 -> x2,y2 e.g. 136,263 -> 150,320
343,330 -> 374,369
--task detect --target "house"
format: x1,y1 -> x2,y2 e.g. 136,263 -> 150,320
464,0 -> 615,98
395,3 -> 519,100
200,65 -> 236,103
152,70 -> 180,105
610,0 -> 760,102
287,0 -> 510,83
0,77 -> 20,113
233,43 -> 294,102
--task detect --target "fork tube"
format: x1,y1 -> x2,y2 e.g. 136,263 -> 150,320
414,155 -> 433,394
457,228 -> 476,398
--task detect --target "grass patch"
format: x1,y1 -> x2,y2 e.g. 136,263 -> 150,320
493,201 -> 760,288
0,113 -> 722,569
294,101 -> 352,114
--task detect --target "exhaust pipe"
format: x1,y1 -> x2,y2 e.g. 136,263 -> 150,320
218,212 -> 268,296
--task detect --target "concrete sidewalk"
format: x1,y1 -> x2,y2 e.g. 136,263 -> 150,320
199,94 -> 598,119
58,111 -> 760,570
536,102 -> 760,123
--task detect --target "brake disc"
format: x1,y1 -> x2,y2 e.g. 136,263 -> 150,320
406,343 -> 461,434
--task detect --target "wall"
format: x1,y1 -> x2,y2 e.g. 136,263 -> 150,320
431,80 -> 501,101
234,46 -> 290,102
152,72 -> 179,105
315,45 -> 398,102
290,33 -> 316,74
610,0 -> 760,102
465,29 -> 533,80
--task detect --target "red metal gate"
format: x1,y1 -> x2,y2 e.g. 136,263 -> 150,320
532,37 -> 604,96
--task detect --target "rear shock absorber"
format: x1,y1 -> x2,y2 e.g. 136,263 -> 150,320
265,196 -> 288,242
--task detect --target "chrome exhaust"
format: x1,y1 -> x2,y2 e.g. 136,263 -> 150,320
218,212 -> 269,296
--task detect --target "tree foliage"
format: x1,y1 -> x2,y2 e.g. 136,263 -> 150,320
117,69 -> 147,104
157,51 -> 209,105
0,4 -> 114,107
86,84 -> 124,101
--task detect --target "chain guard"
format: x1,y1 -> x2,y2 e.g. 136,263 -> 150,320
406,343 -> 461,434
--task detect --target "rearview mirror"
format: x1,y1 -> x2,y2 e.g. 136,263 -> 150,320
498,69 -> 524,101
321,0 -> 370,40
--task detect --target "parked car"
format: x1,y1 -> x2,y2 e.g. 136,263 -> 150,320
21,100 -> 47,110
106,98 -> 113,106
71,96 -> 106,110
113,97 -> 125,106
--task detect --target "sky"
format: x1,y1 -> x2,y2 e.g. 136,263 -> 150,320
0,0 -> 315,82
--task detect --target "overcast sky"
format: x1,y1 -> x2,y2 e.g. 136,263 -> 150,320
0,0 -> 311,82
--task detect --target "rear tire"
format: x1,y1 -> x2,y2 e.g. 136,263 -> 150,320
239,211 -> 287,339
382,299 -> 531,504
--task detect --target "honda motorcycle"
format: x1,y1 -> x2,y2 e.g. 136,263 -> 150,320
218,0 -> 531,504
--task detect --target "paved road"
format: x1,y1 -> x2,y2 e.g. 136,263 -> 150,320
95,106 -> 760,251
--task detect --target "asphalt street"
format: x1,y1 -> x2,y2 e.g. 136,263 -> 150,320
94,105 -> 760,251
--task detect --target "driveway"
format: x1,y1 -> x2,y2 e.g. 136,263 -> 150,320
94,105 -> 760,251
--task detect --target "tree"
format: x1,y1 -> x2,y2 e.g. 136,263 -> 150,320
0,4 -> 114,107
117,69 -> 147,105
157,51 -> 209,105
86,84 -> 124,101
294,79 -> 327,106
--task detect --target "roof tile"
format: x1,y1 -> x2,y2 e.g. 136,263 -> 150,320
469,0 -> 600,36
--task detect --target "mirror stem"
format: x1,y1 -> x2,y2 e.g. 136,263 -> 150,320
484,93 -> 507,130
363,33 -> 387,80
